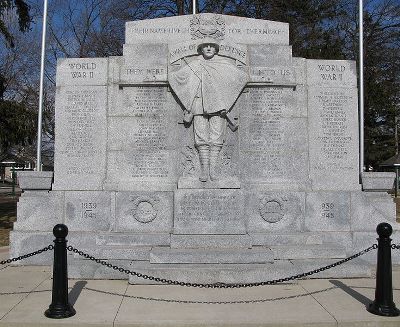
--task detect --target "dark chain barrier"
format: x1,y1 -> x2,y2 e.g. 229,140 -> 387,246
391,244 -> 400,250
0,245 -> 54,265
67,244 -> 378,288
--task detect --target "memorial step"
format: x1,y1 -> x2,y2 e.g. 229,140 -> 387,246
170,234 -> 252,249
70,246 -> 152,260
128,261 -> 302,285
271,244 -> 347,260
150,247 -> 274,264
290,257 -> 373,279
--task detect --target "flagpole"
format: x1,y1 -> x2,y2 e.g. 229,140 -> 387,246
359,0 -> 364,173
193,0 -> 196,14
36,0 -> 48,171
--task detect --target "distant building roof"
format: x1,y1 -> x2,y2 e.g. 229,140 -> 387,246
0,153 -> 34,166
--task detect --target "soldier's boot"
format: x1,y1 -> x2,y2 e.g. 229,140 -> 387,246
209,145 -> 222,181
197,145 -> 210,182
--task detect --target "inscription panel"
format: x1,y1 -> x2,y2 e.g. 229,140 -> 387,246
54,86 -> 107,190
240,87 -> 309,189
305,192 -> 351,231
56,58 -> 108,86
121,44 -> 168,83
125,14 -> 288,45
106,150 -> 177,191
242,87 -> 298,118
108,116 -> 175,151
174,189 -> 245,234
250,66 -> 296,85
307,60 -> 357,88
106,85 -> 177,191
308,88 -> 359,190
111,86 -> 173,116
65,191 -> 113,231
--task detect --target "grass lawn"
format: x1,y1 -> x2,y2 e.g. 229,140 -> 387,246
0,186 -> 20,247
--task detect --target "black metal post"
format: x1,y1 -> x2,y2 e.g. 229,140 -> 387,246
367,222 -> 399,316
45,224 -> 76,319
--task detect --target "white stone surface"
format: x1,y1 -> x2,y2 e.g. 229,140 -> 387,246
64,191 -> 114,231
150,247 -> 274,264
125,14 -> 289,45
350,191 -> 397,232
10,14 -> 400,282
308,87 -> 360,190
128,261 -> 302,285
361,172 -> 395,191
271,244 -> 346,260
246,191 -> 305,233
110,86 -> 175,117
55,57 -> 108,86
170,234 -> 252,249
306,59 -> 357,88
115,191 -> 173,233
305,192 -> 351,232
251,232 -> 353,249
240,88 -> 310,189
120,44 -> 168,84
174,189 -> 246,234
293,257 -> 373,278
17,171 -> 53,190
95,233 -> 170,246
14,191 -> 63,231
9,231 -> 53,265
53,85 -> 107,190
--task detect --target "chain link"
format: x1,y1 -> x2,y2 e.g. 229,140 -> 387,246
391,244 -> 400,250
67,244 -> 378,288
0,245 -> 54,265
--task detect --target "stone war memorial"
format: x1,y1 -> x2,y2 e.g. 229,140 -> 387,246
11,14 -> 399,283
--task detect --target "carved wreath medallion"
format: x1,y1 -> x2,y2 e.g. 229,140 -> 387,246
258,198 -> 285,223
130,196 -> 159,223
190,15 -> 225,40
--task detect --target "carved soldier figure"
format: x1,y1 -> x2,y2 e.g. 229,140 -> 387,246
169,38 -> 248,182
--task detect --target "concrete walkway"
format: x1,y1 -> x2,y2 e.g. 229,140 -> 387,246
1,247 -> 400,326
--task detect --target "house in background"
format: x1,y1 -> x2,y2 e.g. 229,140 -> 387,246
0,154 -> 35,182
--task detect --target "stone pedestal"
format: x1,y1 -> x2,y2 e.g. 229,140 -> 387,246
10,13 -> 400,283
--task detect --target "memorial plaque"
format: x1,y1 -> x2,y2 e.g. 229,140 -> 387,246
308,87 -> 359,190
115,192 -> 173,233
112,86 -> 174,117
240,87 -> 309,188
65,191 -> 113,231
13,13 -> 399,281
53,86 -> 107,190
246,191 -> 305,233
305,192 -> 351,232
56,58 -> 108,86
106,150 -> 177,191
126,14 -> 289,45
108,116 -> 175,151
307,60 -> 357,88
249,66 -> 296,85
120,44 -> 168,84
174,189 -> 245,234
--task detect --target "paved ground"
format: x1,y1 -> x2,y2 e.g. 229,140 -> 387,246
1,247 -> 400,326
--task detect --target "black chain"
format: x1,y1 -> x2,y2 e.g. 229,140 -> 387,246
67,244 -> 378,288
0,245 -> 54,265
392,244 -> 400,250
